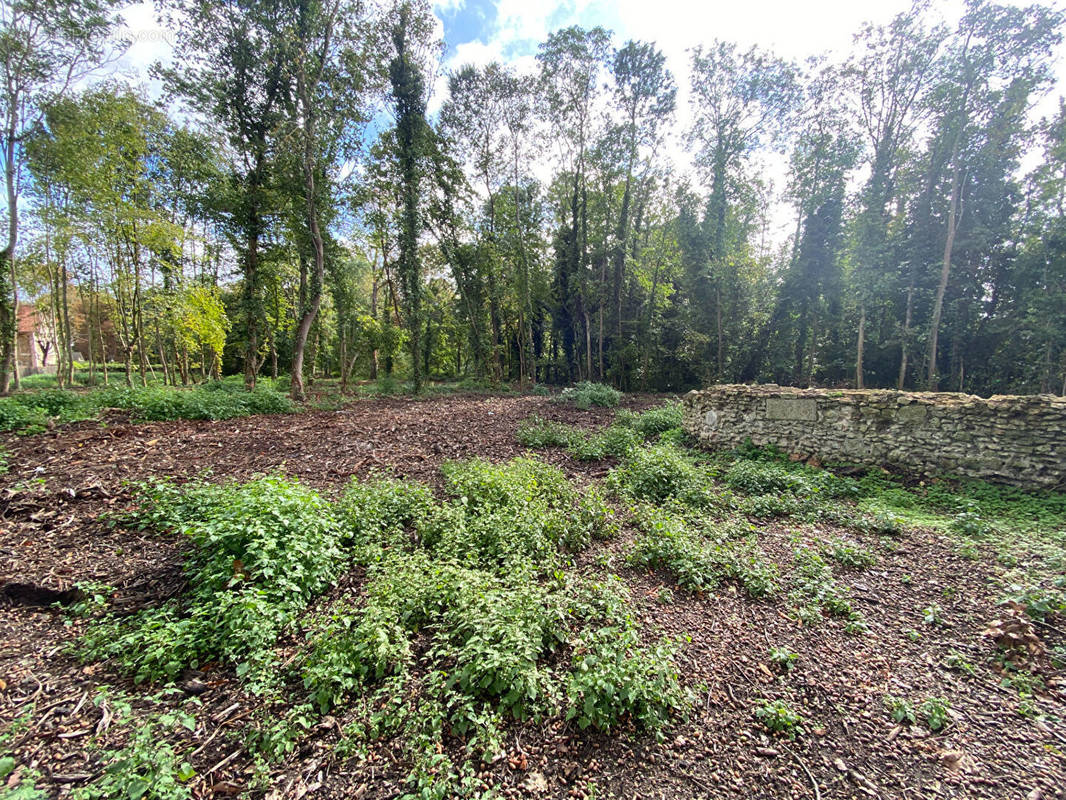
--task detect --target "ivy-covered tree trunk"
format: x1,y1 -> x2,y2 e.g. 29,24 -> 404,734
390,4 -> 429,393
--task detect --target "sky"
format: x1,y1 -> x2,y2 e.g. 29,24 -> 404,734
110,0 -> 1066,244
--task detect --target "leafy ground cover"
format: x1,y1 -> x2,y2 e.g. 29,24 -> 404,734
0,379 -> 294,434
1,392 -> 1064,799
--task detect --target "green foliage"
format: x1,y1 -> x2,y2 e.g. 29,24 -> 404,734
515,415 -> 575,448
788,547 -> 855,621
98,382 -> 293,422
80,477 -> 344,687
1001,582 -> 1065,622
825,538 -> 877,569
949,510 -> 994,538
567,425 -> 642,460
339,475 -> 434,545
0,768 -> 47,800
753,699 -> 803,738
566,624 -> 684,734
768,646 -> 798,673
942,650 -> 975,675
724,458 -> 857,500
922,604 -> 944,626
920,697 -> 950,732
291,457 -> 680,796
627,507 -> 777,597
607,443 -> 715,507
884,695 -> 916,725
0,382 -> 294,434
555,382 -> 623,409
72,711 -> 197,800
614,401 -> 683,437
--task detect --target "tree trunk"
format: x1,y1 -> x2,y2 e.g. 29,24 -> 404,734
855,304 -> 865,389
927,161 -> 961,392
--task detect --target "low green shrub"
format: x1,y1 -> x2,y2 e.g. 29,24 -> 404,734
628,507 -> 778,597
826,538 -> 877,569
568,425 -> 642,461
566,624 -> 683,734
80,477 -> 344,687
0,382 -> 294,434
754,699 -> 803,738
788,547 -> 855,620
615,401 -> 683,438
72,710 -> 197,800
554,381 -> 622,409
1001,582 -> 1065,622
441,456 -> 572,511
607,444 -> 715,507
515,416 -> 576,448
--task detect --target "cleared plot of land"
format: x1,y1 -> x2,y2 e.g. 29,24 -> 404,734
1,393 -> 1064,800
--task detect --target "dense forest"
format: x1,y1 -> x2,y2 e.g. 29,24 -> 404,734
2,0 -> 1065,399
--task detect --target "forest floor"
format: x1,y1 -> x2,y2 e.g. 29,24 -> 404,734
1,391 -> 1065,800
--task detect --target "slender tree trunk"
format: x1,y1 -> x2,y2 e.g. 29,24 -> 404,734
855,304 -> 866,389
927,163 -> 961,392
898,280 -> 915,390
0,131 -> 18,394
290,64 -> 327,403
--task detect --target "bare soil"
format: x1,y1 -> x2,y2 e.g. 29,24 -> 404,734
1,393 -> 1064,800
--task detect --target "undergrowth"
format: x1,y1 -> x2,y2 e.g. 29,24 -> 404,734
79,457 -> 682,800
0,381 -> 293,434
554,381 -> 622,409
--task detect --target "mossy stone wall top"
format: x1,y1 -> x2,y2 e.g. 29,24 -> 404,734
682,384 -> 1066,489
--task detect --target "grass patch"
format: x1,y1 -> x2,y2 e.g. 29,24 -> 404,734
0,381 -> 294,434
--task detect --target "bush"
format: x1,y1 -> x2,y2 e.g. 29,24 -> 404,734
607,444 -> 714,507
441,456 -> 572,511
628,507 -> 778,597
753,699 -> 803,737
72,711 -> 196,800
788,547 -> 854,620
615,401 -> 683,437
338,475 -> 434,545
98,383 -> 293,422
515,416 -> 576,448
566,624 -> 683,734
81,477 -> 345,687
0,399 -> 50,433
555,381 -> 622,409
568,425 -> 642,461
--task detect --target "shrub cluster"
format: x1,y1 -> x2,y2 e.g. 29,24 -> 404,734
80,476 -> 344,688
554,381 -> 622,409
607,443 -> 717,507
0,382 -> 294,434
80,456 -> 683,800
627,505 -> 778,598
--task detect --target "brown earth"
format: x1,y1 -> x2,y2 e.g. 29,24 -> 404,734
1,393 -> 1064,800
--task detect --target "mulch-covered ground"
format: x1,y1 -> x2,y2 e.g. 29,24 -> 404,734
1,393 -> 1064,800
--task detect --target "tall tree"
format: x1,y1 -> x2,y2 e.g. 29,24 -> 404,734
538,25 -> 610,380
606,40 -> 675,382
0,0 -> 124,392
159,0 -> 290,388
846,2 -> 944,389
687,41 -> 799,380
923,0 -> 1061,389
387,0 -> 435,392
281,0 -> 381,401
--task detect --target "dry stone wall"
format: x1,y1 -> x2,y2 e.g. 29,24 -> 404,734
682,384 -> 1066,490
